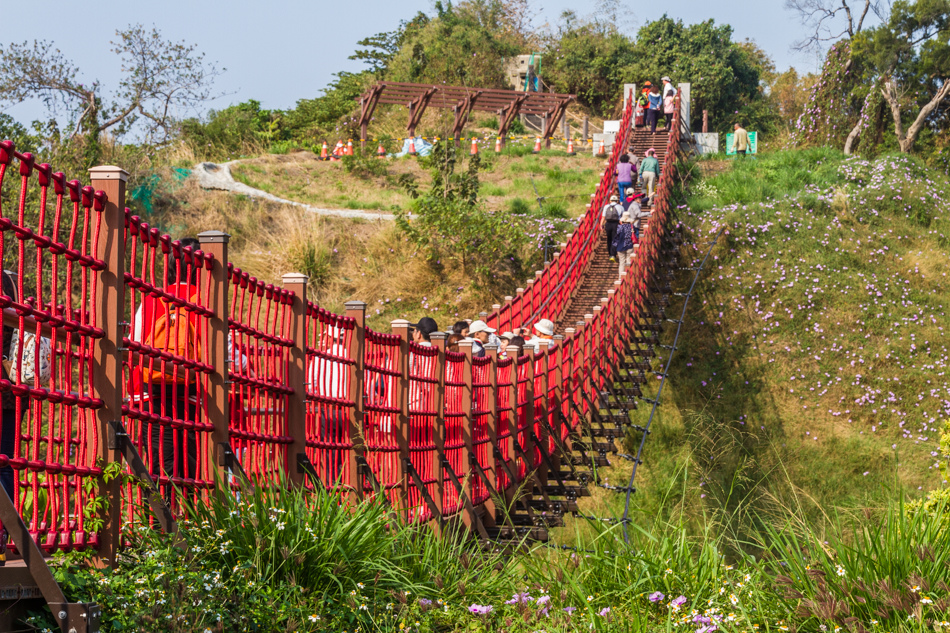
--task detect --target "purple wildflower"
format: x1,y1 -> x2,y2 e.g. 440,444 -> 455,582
468,604 -> 492,615
648,591 -> 665,603
599,607 -> 611,616
670,595 -> 688,608
563,606 -> 577,613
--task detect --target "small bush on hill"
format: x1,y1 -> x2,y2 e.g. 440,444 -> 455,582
396,140 -> 543,290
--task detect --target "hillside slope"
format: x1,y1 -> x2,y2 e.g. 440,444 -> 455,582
627,149 -> 950,532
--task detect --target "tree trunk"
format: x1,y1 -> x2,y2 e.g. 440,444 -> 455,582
881,76 -> 950,154
843,119 -> 862,155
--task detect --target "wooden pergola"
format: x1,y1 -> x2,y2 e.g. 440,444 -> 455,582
357,82 -> 576,148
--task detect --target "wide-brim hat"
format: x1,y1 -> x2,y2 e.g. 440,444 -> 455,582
661,76 -> 671,82
469,319 -> 496,335
534,319 -> 555,337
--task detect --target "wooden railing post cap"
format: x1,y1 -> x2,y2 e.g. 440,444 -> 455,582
87,165 -> 129,181
553,334 -> 565,342
197,230 -> 230,244
391,319 -> 411,337
516,288 -> 525,295
282,272 -> 309,284
564,328 -> 576,338
538,339 -> 552,350
593,306 -> 602,314
483,343 -> 499,355
344,300 -> 367,311
430,331 -> 447,342
479,311 -> 488,318
491,304 -> 502,310
534,270 -> 543,277
601,297 -> 610,304
505,344 -> 520,356
458,339 -> 474,350
504,296 -> 514,302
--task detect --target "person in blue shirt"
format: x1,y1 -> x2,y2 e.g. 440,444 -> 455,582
647,84 -> 663,134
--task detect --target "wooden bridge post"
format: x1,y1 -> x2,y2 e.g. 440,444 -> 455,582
197,231 -> 232,487
345,301 -> 367,502
429,332 -> 447,530
282,273 -> 309,488
458,340 -> 477,531
89,166 -> 128,566
391,320 -> 412,519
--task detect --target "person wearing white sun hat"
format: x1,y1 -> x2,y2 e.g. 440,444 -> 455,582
661,76 -> 675,99
467,319 -> 496,358
526,318 -> 555,353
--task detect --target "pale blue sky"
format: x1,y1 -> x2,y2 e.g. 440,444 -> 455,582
2,0 -> 833,124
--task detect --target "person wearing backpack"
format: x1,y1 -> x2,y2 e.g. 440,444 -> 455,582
614,212 -> 638,276
600,194 -> 624,261
130,237 -> 205,489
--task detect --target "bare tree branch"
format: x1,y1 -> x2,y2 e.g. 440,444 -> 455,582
0,25 -> 223,146
786,0 -> 879,51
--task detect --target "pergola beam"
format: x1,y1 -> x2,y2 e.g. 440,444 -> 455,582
542,98 -> 573,148
356,82 -> 576,143
498,94 -> 529,147
452,91 -> 482,144
407,88 -> 437,137
359,84 -> 385,148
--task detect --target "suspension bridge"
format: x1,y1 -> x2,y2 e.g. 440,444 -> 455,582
0,89 -> 696,632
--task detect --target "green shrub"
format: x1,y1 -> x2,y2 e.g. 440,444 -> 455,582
342,151 -> 389,179
509,197 -> 532,214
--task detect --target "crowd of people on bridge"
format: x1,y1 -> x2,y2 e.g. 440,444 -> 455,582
634,77 -> 677,135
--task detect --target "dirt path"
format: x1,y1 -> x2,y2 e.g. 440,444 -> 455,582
192,160 -> 396,221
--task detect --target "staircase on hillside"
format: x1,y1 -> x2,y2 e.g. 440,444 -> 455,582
554,127 -> 671,333
484,125 -> 685,543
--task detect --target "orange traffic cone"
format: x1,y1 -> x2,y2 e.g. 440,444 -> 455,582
495,137 -> 502,153
331,141 -> 344,161
532,136 -> 542,154
470,137 -> 479,155
345,140 -> 354,156
320,142 -> 329,160
567,137 -> 575,156
408,137 -> 417,155
377,141 -> 386,157
597,138 -> 606,156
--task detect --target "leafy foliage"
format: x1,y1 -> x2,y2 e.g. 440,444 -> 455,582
395,140 -> 537,289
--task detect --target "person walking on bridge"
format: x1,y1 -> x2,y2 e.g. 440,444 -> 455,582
647,84 -> 663,134
615,213 -> 637,276
640,149 -> 659,203
616,154 -> 636,202
600,194 -> 624,262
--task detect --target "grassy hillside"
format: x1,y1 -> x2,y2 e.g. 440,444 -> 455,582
623,148 -> 950,538
227,146 -> 605,215
147,146 -> 608,331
